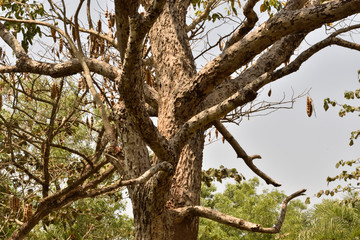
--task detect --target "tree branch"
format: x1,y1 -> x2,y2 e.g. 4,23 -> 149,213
84,162 -> 173,197
172,189 -> 306,233
213,120 -> 281,187
117,0 -> 173,162
0,22 -> 27,58
224,0 -> 259,50
175,0 -> 360,117
170,87 -> 257,153
186,0 -> 219,32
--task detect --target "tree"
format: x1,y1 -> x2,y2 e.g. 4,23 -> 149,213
298,199 -> 360,240
1,0 -> 360,239
198,178 -> 307,240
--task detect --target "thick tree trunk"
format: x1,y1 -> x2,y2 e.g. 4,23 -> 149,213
168,130 -> 204,240
123,1 -> 204,238
128,131 -> 204,240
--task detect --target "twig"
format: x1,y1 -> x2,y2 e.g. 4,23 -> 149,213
213,120 -> 281,186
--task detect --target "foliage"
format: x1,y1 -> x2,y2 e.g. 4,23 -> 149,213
0,72 -> 126,238
28,195 -> 133,240
298,200 -> 360,240
202,165 -> 245,187
0,0 -> 44,52
321,78 -> 360,203
198,178 -> 307,240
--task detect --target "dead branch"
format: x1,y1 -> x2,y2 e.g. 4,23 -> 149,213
172,189 -> 306,233
213,120 -> 281,187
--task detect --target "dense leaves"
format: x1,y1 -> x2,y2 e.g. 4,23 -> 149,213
198,178 -> 307,240
0,0 -> 44,52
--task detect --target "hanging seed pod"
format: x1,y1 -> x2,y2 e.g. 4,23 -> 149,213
219,40 -> 225,51
99,38 -> 105,56
59,38 -> 63,53
96,19 -> 102,33
51,28 -> 56,42
268,88 -> 272,97
215,129 -> 218,139
9,195 -> 20,212
109,14 -> 115,28
307,96 -> 313,117
90,116 -> 94,129
23,203 -> 32,222
0,94 -> 2,110
86,117 -> 90,127
51,82 -> 58,99
145,68 -> 151,84
104,54 -> 110,63
72,25 -> 77,42
7,89 -> 11,102
222,136 -> 225,143
105,9 -> 109,18
41,141 -> 46,156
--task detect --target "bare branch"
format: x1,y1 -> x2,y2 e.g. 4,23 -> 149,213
271,36 -> 360,84
213,120 -> 281,186
225,0 -> 260,49
170,87 -> 257,152
85,162 -> 174,197
172,189 -> 306,233
186,0 -> 219,32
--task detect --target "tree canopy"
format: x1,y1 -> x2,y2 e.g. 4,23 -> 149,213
1,0 -> 360,239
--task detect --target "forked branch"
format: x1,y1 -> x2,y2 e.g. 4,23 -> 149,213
172,189 -> 306,233
213,120 -> 281,187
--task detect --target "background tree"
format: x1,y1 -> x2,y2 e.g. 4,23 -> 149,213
198,178 -> 307,240
298,199 -> 360,240
1,0 -> 360,239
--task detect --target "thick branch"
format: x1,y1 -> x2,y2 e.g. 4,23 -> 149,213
175,0 -> 360,116
114,0 -> 140,61
117,1 -> 173,162
172,189 -> 306,233
170,87 -> 257,153
224,0 -> 259,49
271,36 -> 360,85
0,22 -> 27,58
213,120 -> 281,187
